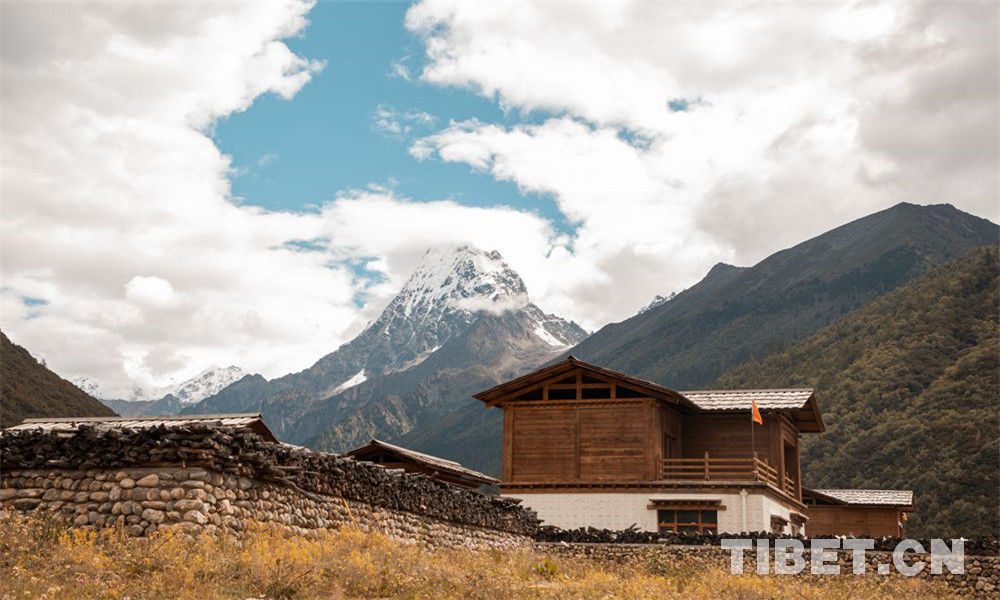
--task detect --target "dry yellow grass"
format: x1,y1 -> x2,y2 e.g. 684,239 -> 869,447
0,511 -> 957,599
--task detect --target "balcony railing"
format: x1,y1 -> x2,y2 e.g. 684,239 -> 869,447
661,453 -> 798,500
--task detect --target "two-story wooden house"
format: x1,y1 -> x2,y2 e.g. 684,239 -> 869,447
473,357 -> 825,535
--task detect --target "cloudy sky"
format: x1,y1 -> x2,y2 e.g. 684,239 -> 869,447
2,1 -> 997,397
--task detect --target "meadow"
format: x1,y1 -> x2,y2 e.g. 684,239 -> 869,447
0,512 -> 957,600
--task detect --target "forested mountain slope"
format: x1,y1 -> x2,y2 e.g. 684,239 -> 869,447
714,246 -> 999,537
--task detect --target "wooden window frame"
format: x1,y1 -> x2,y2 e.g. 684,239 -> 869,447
657,509 -> 718,534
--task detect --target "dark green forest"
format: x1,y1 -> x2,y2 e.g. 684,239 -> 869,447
714,246 -> 999,538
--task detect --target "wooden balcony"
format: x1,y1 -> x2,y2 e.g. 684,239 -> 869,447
661,453 -> 799,501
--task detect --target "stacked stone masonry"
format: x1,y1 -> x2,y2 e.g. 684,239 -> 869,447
0,424 -> 536,549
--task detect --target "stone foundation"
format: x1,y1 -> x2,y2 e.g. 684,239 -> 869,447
0,466 -> 527,550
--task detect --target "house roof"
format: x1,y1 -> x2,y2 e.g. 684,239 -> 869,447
806,488 -> 914,509
680,388 -> 824,432
345,438 -> 498,486
473,356 -> 697,409
473,357 -> 824,432
680,389 -> 814,410
3,413 -> 279,443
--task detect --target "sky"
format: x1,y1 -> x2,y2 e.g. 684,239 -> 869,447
2,1 -> 997,398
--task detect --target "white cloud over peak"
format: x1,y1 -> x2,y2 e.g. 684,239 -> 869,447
406,0 -> 998,313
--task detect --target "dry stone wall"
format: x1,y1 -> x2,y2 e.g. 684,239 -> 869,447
0,424 -> 536,549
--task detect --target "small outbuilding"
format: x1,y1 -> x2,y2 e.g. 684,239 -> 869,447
803,488 -> 914,537
345,439 -> 499,489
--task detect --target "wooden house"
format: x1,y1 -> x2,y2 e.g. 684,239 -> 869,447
803,488 -> 913,537
474,357 -> 829,534
345,438 -> 498,489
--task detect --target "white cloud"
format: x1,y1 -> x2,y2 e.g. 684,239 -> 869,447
0,1 -> 347,396
406,0 -> 998,319
372,104 -> 436,138
124,276 -> 176,308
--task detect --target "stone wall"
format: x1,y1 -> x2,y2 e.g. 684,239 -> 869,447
0,466 -> 526,550
538,542 -> 1000,598
0,424 -> 537,549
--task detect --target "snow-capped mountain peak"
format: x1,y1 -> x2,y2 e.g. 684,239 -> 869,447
165,366 -> 249,405
392,245 -> 529,319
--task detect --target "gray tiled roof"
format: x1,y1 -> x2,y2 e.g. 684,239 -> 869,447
3,414 -> 278,442
680,388 -> 814,411
813,489 -> 914,506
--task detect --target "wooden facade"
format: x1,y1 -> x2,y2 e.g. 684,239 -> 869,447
476,358 -> 911,537
478,358 -> 819,506
803,489 -> 913,538
805,505 -> 905,538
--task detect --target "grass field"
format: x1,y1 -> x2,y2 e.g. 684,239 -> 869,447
0,512 -> 956,599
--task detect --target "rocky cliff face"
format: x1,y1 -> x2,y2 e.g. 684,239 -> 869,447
188,245 -> 587,450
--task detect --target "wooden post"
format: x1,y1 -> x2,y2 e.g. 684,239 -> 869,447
753,451 -> 759,481
704,451 -> 710,480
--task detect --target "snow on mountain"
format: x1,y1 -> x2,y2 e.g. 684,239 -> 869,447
366,245 -> 583,355
637,292 -> 677,315
331,369 -> 367,395
387,245 -> 529,321
165,366 -> 249,405
72,366 -> 247,406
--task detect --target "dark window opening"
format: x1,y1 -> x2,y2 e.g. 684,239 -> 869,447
616,385 -> 645,398
554,375 -> 577,385
548,387 -> 576,400
515,388 -> 543,401
581,387 -> 611,399
657,509 -> 718,534
582,374 -> 605,384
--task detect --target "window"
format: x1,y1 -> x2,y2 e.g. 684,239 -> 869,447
581,386 -> 611,399
547,387 -> 576,400
657,509 -> 718,534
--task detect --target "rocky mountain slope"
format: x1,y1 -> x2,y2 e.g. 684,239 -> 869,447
0,331 -> 117,427
400,203 -> 997,475
714,245 -> 999,538
187,246 -> 587,448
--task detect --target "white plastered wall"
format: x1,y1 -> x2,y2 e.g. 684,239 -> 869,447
504,489 -> 799,534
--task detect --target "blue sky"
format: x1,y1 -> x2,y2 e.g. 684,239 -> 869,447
213,1 -> 569,231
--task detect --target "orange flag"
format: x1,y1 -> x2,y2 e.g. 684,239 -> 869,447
751,399 -> 764,425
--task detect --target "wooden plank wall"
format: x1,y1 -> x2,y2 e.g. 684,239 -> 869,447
510,407 -> 576,481
579,406 -> 646,481
508,403 -> 649,482
681,414 -> 775,463
806,506 -> 903,537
